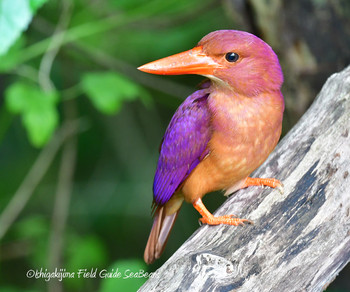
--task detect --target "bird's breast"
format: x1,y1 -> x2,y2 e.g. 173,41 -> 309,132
209,92 -> 283,184
181,91 -> 284,202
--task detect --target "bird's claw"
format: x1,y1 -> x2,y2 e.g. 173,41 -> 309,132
276,183 -> 284,195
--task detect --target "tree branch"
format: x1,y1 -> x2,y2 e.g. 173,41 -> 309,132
38,0 -> 72,92
47,100 -> 77,292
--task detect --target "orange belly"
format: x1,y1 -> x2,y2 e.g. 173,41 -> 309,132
181,124 -> 281,202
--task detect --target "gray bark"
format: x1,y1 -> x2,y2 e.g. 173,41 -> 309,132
139,66 -> 350,292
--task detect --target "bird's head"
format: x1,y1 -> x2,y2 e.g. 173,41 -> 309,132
138,30 -> 283,96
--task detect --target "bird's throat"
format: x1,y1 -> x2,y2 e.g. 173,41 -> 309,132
208,90 -> 283,136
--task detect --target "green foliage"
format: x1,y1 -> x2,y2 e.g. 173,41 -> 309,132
0,0 -> 48,56
0,288 -> 38,292
99,259 -> 148,292
14,215 -> 49,240
65,235 -> 108,290
66,235 -> 108,271
5,82 -> 59,147
14,215 -> 50,267
0,0 -> 234,291
0,37 -> 26,72
29,0 -> 48,12
81,72 -> 148,115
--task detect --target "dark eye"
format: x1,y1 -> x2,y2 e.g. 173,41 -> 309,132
225,52 -> 239,62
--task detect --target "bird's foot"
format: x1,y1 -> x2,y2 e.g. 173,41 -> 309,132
193,198 -> 253,226
199,214 -> 253,226
243,177 -> 284,194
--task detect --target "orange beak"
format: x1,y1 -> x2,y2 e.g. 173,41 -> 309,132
138,46 -> 223,75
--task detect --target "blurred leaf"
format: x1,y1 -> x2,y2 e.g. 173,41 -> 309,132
5,82 -> 59,147
99,259 -> 149,292
81,71 -> 146,114
5,82 -> 33,114
13,215 -> 50,267
0,0 -> 48,56
22,106 -> 59,147
65,235 -> 108,289
14,216 -> 49,240
29,0 -> 48,12
66,236 -> 108,270
0,36 -> 25,72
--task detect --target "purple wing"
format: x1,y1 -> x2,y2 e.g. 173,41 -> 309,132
153,89 -> 211,206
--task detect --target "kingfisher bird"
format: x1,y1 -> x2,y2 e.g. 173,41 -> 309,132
138,30 -> 284,264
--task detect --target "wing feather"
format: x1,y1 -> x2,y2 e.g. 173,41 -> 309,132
153,89 -> 211,205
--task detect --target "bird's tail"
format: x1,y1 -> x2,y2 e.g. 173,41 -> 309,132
144,194 -> 184,264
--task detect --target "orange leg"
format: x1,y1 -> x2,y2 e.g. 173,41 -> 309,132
193,198 -> 253,226
243,177 -> 284,194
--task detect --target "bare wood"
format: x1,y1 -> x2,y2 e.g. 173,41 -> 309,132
139,66 -> 350,292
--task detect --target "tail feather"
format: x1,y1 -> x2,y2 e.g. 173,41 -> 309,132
144,202 -> 182,264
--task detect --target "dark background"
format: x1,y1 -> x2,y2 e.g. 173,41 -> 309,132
0,0 -> 349,291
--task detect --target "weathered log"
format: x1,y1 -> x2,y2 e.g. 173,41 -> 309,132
139,66 -> 350,292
